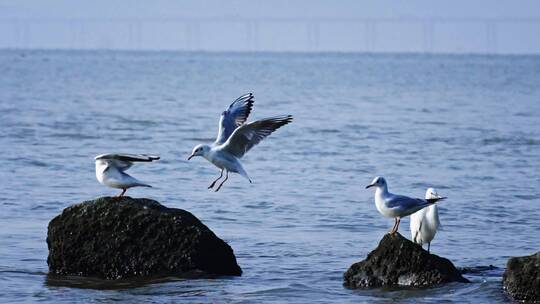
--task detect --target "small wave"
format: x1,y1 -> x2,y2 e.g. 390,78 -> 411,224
513,112 -> 533,117
420,120 -> 448,126
6,157 -> 49,167
117,117 -> 159,126
29,160 -> 49,167
184,137 -> 215,142
30,204 -> 57,211
482,136 -> 539,146
244,201 -> 274,209
48,133 -> 100,140
458,265 -> 499,275
513,194 -> 538,200
343,123 -> 369,130
0,268 -> 47,276
314,128 -> 340,134
210,216 -> 237,222
240,283 -> 314,296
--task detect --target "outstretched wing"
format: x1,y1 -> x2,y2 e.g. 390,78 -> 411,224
95,153 -> 160,171
95,153 -> 160,162
215,93 -> 255,145
221,115 -> 293,158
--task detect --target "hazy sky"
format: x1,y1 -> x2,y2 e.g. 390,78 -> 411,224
1,0 -> 540,54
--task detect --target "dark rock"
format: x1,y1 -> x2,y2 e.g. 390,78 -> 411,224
503,251 -> 540,302
343,233 -> 469,288
47,197 -> 242,279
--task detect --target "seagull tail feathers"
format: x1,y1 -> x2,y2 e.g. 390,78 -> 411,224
427,197 -> 447,204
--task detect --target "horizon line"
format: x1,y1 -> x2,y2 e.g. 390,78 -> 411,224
2,47 -> 539,57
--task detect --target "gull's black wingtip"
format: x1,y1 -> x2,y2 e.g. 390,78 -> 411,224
278,115 -> 293,127
427,197 -> 447,204
273,114 -> 293,122
282,115 -> 293,125
236,92 -> 255,102
142,154 -> 160,161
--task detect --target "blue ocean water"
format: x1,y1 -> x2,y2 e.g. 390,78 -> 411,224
0,50 -> 539,303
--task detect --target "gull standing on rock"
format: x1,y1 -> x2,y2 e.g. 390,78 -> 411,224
188,93 -> 293,192
95,153 -> 160,197
410,187 -> 444,253
365,177 -> 446,234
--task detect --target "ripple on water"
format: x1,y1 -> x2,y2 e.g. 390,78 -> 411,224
481,136 -> 539,146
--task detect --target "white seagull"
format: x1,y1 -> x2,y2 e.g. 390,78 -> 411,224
365,176 -> 446,234
410,187 -> 444,253
188,93 -> 292,192
95,153 -> 160,197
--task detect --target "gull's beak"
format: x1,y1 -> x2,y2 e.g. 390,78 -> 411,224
365,184 -> 374,189
187,154 -> 194,160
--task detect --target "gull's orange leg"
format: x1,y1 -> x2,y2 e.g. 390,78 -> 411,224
391,217 -> 401,235
389,218 -> 398,234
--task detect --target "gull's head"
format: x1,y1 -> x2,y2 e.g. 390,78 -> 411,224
365,176 -> 387,189
188,144 -> 209,160
425,187 -> 442,199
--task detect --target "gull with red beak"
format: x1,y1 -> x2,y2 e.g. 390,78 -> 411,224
188,93 -> 292,192
365,177 -> 445,234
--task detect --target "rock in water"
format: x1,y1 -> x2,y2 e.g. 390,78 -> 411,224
343,233 -> 469,288
503,251 -> 540,302
47,197 -> 242,279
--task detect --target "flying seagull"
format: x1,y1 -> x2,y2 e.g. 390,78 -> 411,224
188,93 -> 293,191
410,187 -> 444,253
95,153 -> 160,197
365,176 -> 446,234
